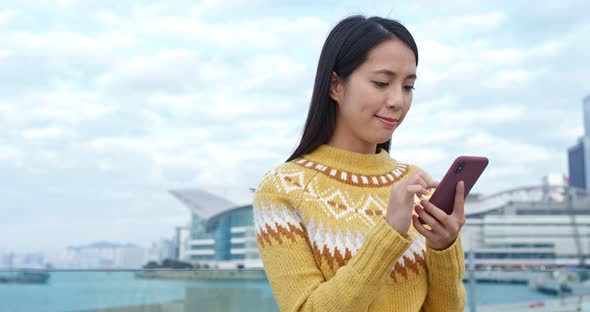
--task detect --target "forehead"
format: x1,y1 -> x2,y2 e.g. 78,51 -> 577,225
359,38 -> 417,75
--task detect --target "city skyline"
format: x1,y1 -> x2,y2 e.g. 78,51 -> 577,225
1,1 -> 589,253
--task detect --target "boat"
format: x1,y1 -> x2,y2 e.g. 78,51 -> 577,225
0,271 -> 50,284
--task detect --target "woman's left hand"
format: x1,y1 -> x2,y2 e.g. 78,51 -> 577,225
412,181 -> 466,250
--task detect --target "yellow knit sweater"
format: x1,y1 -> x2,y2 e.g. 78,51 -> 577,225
253,144 -> 466,312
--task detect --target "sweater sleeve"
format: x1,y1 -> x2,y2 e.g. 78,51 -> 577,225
422,234 -> 466,311
253,169 -> 413,312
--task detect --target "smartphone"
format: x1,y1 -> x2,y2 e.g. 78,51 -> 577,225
423,156 -> 489,217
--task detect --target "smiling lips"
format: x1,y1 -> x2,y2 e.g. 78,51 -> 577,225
375,115 -> 399,127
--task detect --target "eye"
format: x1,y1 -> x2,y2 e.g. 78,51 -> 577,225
404,85 -> 415,92
372,81 -> 389,88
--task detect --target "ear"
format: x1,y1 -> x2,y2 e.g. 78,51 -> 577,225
329,72 -> 344,104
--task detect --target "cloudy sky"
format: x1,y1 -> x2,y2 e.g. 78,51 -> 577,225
1,0 -> 588,254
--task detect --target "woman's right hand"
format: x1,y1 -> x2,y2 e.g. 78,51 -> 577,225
385,170 -> 439,236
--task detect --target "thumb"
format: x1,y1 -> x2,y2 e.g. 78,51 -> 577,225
453,181 -> 465,217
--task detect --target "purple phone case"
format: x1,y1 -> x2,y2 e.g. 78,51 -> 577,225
429,156 -> 489,215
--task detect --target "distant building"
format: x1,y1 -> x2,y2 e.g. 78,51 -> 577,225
463,174 -> 590,268
0,252 -> 43,269
145,242 -> 161,264
569,139 -> 587,190
0,252 -> 12,268
568,95 -> 590,191
158,238 -> 176,262
114,247 -> 146,268
170,189 -> 261,269
542,173 -> 568,201
175,226 -> 190,261
62,242 -> 150,269
584,95 -> 590,136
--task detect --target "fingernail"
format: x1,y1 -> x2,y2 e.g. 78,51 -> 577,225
421,199 -> 427,206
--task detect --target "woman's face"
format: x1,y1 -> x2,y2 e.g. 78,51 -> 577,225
330,38 -> 417,151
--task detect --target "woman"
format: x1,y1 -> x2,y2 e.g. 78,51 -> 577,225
253,15 -> 466,312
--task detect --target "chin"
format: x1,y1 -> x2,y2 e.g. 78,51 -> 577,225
371,135 -> 392,145
376,132 -> 395,144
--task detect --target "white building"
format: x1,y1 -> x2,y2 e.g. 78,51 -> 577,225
54,242 -> 153,269
0,252 -> 44,269
463,180 -> 590,268
170,189 -> 261,269
175,226 -> 191,261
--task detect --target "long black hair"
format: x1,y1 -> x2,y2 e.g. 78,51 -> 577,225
286,15 -> 418,162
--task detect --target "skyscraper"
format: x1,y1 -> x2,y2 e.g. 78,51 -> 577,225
569,139 -> 586,189
584,95 -> 590,136
568,95 -> 590,191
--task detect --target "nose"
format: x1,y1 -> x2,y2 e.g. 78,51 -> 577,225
385,87 -> 403,109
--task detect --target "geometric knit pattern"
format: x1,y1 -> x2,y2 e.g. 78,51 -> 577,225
254,201 -> 308,248
253,144 -> 466,311
293,158 -> 410,188
255,163 -> 427,283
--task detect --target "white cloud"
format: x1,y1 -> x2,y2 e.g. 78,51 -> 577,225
465,133 -> 554,163
422,11 -> 505,36
15,0 -> 122,11
21,86 -> 114,124
88,137 -> 152,153
0,145 -> 22,166
236,54 -> 309,93
200,0 -> 269,11
21,126 -> 69,140
484,69 -> 539,89
0,9 -> 17,24
99,11 -> 329,50
482,48 -> 526,64
97,50 -> 211,92
135,16 -> 280,48
199,96 -> 297,119
96,49 -> 310,98
5,31 -> 122,67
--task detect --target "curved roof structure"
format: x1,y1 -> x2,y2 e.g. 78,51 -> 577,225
169,189 -> 240,220
205,204 -> 253,232
465,185 -> 589,216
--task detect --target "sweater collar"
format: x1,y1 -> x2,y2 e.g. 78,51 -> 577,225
301,144 -> 398,176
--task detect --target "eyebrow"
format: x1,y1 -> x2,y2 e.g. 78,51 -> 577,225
373,69 -> 417,80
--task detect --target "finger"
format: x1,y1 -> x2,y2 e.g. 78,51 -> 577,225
415,204 -> 443,232
420,199 -> 450,225
421,171 -> 437,190
452,181 -> 465,218
412,214 -> 436,240
407,185 -> 429,197
428,180 -> 440,189
414,170 -> 430,183
414,171 -> 430,188
410,176 -> 428,190
409,170 -> 428,187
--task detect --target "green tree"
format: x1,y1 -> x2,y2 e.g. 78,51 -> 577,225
161,259 -> 193,269
143,261 -> 160,269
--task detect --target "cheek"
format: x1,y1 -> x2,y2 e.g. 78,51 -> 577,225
402,95 -> 413,114
343,88 -> 378,116
340,79 -> 385,124
356,89 -> 383,115
339,99 -> 374,133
